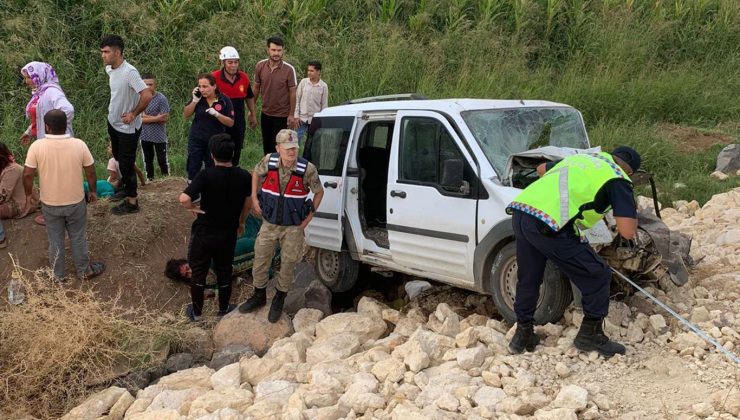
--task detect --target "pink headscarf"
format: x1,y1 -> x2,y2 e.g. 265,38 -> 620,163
22,62 -> 61,118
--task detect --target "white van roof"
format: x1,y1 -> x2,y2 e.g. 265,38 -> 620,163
315,98 -> 573,117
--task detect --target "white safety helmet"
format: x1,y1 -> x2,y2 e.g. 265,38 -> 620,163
219,46 -> 240,61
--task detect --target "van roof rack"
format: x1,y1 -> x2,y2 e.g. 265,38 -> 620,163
343,93 -> 428,105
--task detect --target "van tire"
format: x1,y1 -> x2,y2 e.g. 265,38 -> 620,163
315,248 -> 359,293
488,242 -> 572,325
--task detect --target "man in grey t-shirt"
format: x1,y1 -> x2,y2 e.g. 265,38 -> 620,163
100,35 -> 152,215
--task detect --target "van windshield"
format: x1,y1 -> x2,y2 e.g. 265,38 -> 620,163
461,107 -> 589,176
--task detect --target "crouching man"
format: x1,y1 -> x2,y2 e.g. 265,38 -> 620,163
238,129 -> 323,322
507,146 -> 642,358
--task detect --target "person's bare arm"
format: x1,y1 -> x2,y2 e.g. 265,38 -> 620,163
288,86 -> 298,128
134,165 -> 147,185
142,112 -> 169,124
251,173 -> 261,216
22,166 -> 35,200
247,97 -> 257,129
179,192 -> 204,216
122,89 -> 154,124
615,217 -> 637,240
300,189 -> 323,230
84,164 -> 97,203
536,163 -> 548,177
237,195 -> 252,237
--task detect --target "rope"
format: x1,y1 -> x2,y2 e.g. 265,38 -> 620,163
611,268 -> 739,364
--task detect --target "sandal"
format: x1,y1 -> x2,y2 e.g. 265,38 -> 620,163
82,261 -> 106,280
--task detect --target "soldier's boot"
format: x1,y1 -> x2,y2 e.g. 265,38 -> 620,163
508,321 -> 540,354
238,287 -> 266,313
574,317 -> 626,358
268,290 -> 287,323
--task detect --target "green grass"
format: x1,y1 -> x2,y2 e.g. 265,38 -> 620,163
0,0 -> 737,203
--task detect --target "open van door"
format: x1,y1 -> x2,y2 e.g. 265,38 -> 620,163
303,116 -> 355,251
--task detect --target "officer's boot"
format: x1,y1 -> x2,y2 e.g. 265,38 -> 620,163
268,290 -> 287,323
574,317 -> 626,358
238,287 -> 266,313
508,321 -> 540,354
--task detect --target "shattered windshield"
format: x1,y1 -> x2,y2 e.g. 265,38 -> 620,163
461,107 -> 589,176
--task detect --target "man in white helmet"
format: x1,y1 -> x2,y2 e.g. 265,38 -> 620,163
211,46 -> 257,166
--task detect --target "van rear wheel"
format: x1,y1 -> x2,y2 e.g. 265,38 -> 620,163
315,248 -> 359,293
489,242 -> 572,325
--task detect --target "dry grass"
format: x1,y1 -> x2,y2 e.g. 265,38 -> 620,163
0,257 -> 186,419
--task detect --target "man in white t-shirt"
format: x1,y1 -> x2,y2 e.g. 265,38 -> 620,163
23,110 -> 105,280
100,34 -> 152,215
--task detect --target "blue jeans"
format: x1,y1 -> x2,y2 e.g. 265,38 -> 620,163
0,219 -> 5,242
296,121 -> 309,146
186,136 -> 214,182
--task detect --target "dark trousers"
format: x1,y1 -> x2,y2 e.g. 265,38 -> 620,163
108,122 -> 141,198
512,211 -> 611,322
186,137 -> 214,182
188,226 -> 237,316
261,113 -> 288,155
226,124 -> 245,167
141,141 -> 169,180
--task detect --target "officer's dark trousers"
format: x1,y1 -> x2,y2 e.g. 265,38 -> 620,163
188,226 -> 237,316
512,211 -> 611,323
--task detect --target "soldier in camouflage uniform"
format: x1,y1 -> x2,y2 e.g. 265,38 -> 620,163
238,129 -> 323,322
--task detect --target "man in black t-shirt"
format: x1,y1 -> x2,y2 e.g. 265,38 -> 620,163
179,134 -> 252,321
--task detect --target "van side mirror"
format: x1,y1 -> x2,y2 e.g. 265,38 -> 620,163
441,159 -> 470,194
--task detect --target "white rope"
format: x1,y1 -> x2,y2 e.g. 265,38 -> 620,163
611,268 -> 739,364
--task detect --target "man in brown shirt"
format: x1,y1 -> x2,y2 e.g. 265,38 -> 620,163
253,36 -> 298,155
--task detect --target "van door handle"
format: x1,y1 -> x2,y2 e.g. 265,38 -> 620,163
323,181 -> 338,189
390,190 -> 407,199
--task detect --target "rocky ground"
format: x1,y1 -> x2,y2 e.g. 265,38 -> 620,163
61,188 -> 740,420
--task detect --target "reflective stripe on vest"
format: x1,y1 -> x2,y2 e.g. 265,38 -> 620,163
508,152 -> 631,232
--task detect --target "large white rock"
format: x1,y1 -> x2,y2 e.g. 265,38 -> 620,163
357,296 -> 390,319
210,362 -> 241,390
338,373 -> 383,414
292,308 -> 325,337
456,346 -> 490,370
370,356 -> 406,383
552,384 -> 589,411
157,366 -> 215,390
305,332 -> 362,364
314,312 -> 388,343
263,333 -> 312,364
126,410 -> 184,420
187,388 -> 254,418
147,388 -> 207,414
62,386 -> 131,420
473,386 -> 507,411
473,326 -> 509,354
243,399 -> 283,419
190,407 -> 243,420
213,307 -> 293,356
534,407 -> 578,420
392,327 -> 456,364
254,380 -> 298,403
239,356 -> 282,386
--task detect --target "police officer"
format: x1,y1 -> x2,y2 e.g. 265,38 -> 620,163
238,129 -> 323,322
507,146 -> 642,358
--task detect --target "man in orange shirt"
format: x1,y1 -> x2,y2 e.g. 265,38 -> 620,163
23,110 -> 105,280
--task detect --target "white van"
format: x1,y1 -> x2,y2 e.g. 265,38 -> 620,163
301,96 -> 686,324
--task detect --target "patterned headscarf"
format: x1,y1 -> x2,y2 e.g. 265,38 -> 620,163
21,62 -> 61,117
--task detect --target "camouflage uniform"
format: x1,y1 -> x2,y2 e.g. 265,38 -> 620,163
252,154 -> 322,292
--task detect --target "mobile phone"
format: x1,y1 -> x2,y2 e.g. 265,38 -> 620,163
195,88 -> 202,98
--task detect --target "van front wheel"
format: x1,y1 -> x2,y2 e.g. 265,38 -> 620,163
488,242 -> 572,325
315,248 -> 359,293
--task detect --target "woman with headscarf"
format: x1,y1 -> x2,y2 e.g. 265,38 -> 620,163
0,142 -> 38,219
19,62 -> 74,145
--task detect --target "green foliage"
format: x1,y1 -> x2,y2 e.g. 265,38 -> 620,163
0,0 -> 737,202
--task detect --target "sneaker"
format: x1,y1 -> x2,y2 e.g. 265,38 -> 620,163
109,189 -> 127,202
112,200 -> 140,215
185,304 -> 202,322
217,304 -> 237,317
